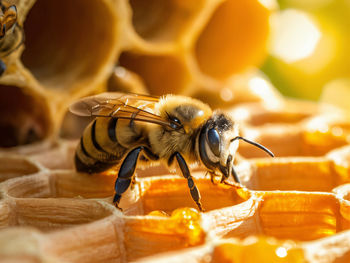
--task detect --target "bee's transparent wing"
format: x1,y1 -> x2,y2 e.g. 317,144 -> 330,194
69,92 -> 158,116
69,92 -> 180,129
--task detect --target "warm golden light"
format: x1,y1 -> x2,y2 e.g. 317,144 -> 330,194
258,0 -> 278,10
220,87 -> 234,102
305,116 -> 329,134
270,9 -> 321,63
275,246 -> 288,258
249,76 -> 273,98
284,0 -> 332,9
248,76 -> 282,108
320,79 -> 350,112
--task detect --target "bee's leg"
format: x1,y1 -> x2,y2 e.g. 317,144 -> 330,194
0,60 -> 6,76
210,174 -> 216,184
169,152 -> 204,212
210,172 -> 220,185
113,146 -> 158,209
231,166 -> 240,184
221,155 -> 232,183
113,147 -> 142,209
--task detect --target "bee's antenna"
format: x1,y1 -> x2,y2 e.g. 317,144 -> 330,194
231,136 -> 274,157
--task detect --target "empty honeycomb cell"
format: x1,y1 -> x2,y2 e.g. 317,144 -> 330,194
8,198 -> 113,232
0,155 -> 41,183
119,52 -> 191,95
240,157 -> 344,192
21,0 -> 119,92
129,0 -> 205,43
3,172 -> 52,199
0,171 -> 115,200
0,85 -> 51,148
194,0 -> 271,79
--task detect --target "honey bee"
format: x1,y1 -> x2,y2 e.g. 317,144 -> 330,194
0,2 -> 23,76
70,93 -> 274,211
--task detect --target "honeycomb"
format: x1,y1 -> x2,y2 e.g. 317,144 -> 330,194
1,0 -> 350,262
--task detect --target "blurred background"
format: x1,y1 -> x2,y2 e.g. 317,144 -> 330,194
263,0 -> 350,103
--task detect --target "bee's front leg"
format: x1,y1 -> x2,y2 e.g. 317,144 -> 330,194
231,166 -> 240,183
169,152 -> 204,212
209,172 -> 220,185
220,155 -> 240,184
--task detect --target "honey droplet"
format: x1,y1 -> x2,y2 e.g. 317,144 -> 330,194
171,207 -> 200,220
170,207 -> 205,245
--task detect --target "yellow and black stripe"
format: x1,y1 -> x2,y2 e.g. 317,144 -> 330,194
75,116 -> 146,174
76,117 -> 122,173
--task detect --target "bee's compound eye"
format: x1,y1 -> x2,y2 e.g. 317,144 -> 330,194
207,128 -> 220,157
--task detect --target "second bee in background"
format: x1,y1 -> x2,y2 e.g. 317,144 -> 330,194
0,2 -> 23,76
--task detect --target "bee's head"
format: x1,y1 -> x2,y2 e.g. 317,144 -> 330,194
198,112 -> 238,176
199,112 -> 273,183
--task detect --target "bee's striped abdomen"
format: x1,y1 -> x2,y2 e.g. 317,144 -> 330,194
75,116 -> 143,174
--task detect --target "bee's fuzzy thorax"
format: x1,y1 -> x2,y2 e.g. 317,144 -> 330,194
156,95 -> 212,131
147,95 -> 212,161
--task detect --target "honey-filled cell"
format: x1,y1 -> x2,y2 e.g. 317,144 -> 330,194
139,175 -> 247,215
258,192 -> 348,241
241,158 -> 343,192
